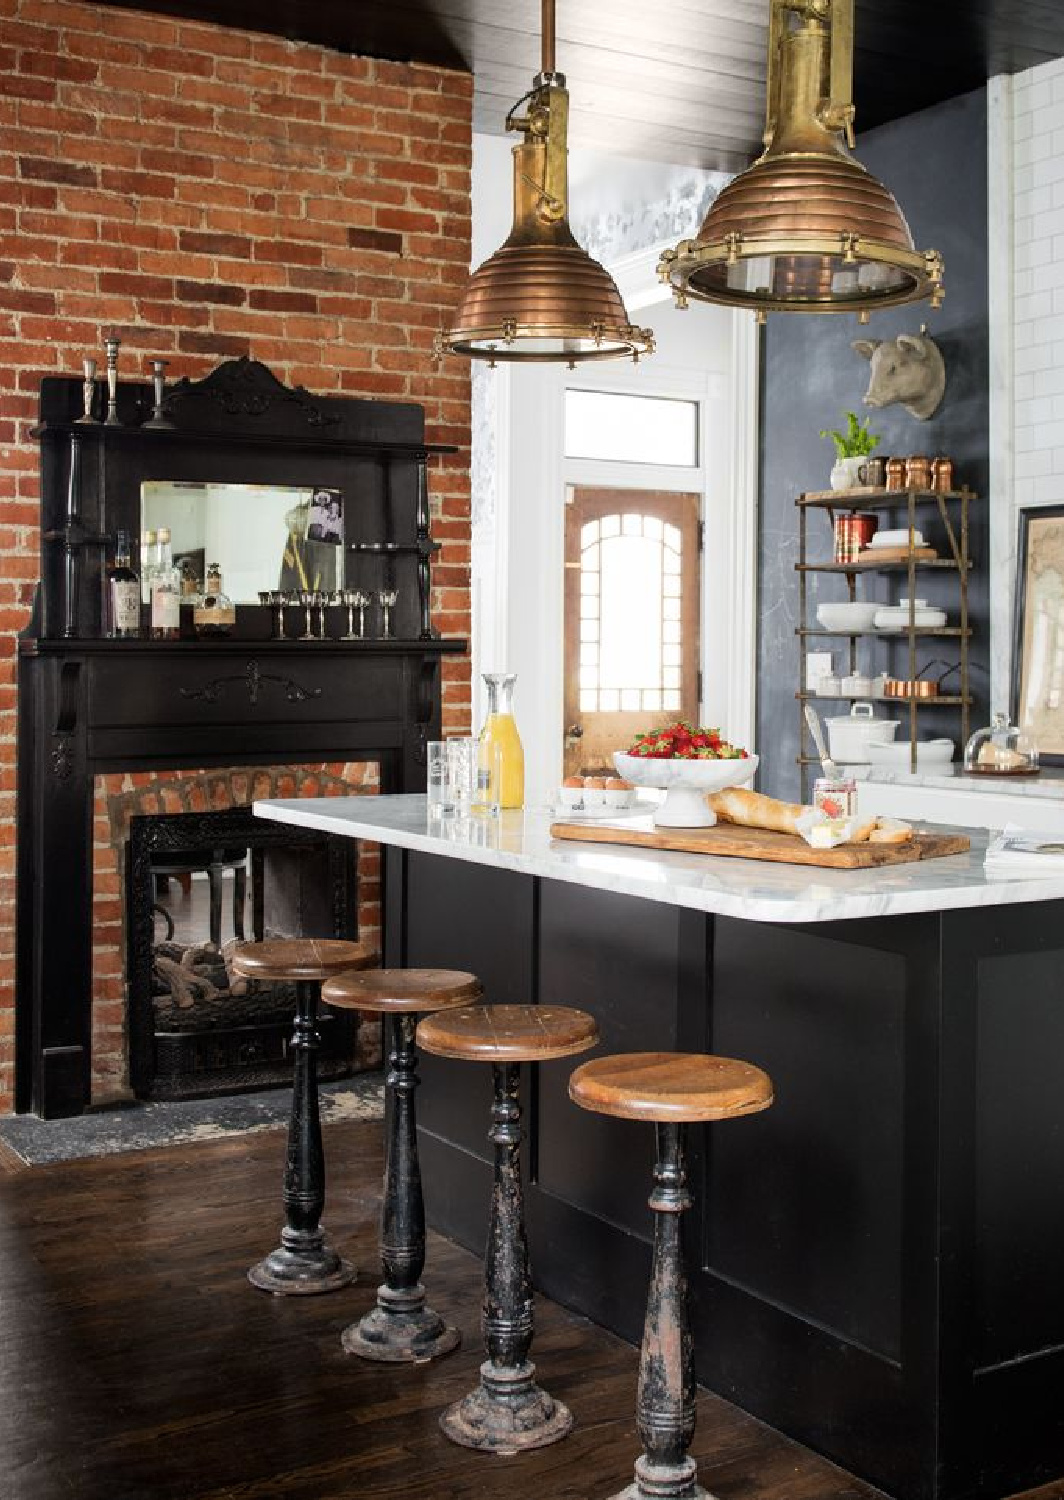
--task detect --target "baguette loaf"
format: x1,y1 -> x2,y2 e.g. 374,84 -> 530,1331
869,817 -> 913,845
707,787 -> 808,835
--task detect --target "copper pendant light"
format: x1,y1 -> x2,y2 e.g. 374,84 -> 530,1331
434,0 -> 654,367
658,0 -> 944,321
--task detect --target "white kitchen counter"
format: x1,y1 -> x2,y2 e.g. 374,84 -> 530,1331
856,764 -> 1064,832
254,794 -> 1064,925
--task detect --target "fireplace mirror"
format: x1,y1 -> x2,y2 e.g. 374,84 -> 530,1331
141,480 -> 346,600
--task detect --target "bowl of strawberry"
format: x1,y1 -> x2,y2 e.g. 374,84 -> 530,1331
614,723 -> 757,828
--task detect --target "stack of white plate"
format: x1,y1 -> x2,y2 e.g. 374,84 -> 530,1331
874,598 -> 947,630
867,528 -> 926,550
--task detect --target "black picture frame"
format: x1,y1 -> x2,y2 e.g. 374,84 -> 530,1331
1011,503 -> 1064,766
307,487 -> 344,545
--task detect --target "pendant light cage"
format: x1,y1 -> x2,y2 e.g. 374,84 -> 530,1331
435,1 -> 654,366
658,0 -> 944,321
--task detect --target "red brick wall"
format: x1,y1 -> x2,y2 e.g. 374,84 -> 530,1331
0,0 -> 474,1112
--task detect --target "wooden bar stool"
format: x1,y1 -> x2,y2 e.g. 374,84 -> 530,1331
321,966 -> 483,1364
231,937 -> 377,1295
416,1003 -> 599,1456
568,1052 -> 773,1500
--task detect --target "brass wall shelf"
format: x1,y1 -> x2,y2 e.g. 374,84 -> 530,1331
795,484 -> 976,795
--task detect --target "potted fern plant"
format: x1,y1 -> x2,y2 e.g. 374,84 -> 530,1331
820,411 -> 880,491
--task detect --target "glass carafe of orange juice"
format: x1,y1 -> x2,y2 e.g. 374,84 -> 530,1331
481,672 -> 524,809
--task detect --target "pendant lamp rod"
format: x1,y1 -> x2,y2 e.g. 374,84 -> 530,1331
541,0 -> 556,75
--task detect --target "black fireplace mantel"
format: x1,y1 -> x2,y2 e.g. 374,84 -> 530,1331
16,360 -> 468,1119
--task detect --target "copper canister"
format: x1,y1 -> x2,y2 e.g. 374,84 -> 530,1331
931,456 -> 954,492
851,512 -> 879,551
833,514 -> 859,564
905,455 -> 932,490
885,457 -> 906,491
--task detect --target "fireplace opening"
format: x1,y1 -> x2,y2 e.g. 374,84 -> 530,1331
128,807 -> 361,1102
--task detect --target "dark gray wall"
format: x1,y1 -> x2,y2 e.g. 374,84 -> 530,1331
756,87 -> 990,799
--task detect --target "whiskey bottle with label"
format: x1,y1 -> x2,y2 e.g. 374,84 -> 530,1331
105,529 -> 141,639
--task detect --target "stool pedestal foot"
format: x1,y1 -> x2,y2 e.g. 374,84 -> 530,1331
343,1014 -> 459,1361
249,978 -> 354,1297
441,1358 -> 572,1455
610,1123 -> 708,1500
440,1060 -> 571,1455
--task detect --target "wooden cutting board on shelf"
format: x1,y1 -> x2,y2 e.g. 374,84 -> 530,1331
549,817 -> 970,868
856,546 -> 938,564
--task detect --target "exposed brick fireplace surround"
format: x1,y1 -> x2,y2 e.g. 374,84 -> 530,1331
2,3 -> 474,1115
93,760 -> 380,1104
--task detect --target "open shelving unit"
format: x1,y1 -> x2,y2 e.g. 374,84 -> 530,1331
795,484 -> 976,798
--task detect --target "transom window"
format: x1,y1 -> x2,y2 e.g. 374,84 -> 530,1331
564,390 -> 699,467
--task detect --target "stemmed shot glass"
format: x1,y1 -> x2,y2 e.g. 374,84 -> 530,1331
378,589 -> 398,640
341,588 -> 370,640
299,589 -> 316,640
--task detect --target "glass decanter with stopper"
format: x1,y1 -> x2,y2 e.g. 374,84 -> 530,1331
193,563 -> 236,637
480,672 -> 524,809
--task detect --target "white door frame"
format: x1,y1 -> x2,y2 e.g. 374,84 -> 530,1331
475,244 -> 761,804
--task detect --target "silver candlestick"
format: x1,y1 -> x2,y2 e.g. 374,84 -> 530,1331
104,336 -> 121,426
143,358 -> 173,429
75,357 -> 98,424
378,589 -> 398,640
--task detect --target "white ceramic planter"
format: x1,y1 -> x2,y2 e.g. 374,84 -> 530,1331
830,456 -> 864,490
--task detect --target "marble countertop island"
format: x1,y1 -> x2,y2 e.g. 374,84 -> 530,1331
254,794 -> 1064,924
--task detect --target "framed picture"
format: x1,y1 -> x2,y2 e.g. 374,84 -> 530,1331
1012,504 -> 1064,763
306,487 -> 344,545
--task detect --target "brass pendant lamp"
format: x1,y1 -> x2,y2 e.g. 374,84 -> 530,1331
658,0 -> 944,320
434,0 -> 654,366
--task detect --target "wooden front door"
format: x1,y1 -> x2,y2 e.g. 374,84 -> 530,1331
563,486 -> 701,777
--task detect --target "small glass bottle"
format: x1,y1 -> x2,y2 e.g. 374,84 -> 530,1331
150,526 -> 180,640
193,563 -> 236,637
105,529 -> 141,639
140,527 -> 158,606
480,672 -> 524,809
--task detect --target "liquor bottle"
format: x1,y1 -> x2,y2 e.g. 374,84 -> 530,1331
105,529 -> 141,638
150,525 -> 180,640
140,527 -> 157,605
193,563 -> 236,637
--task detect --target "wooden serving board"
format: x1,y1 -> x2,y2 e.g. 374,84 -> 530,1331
549,817 -> 970,868
857,546 -> 938,563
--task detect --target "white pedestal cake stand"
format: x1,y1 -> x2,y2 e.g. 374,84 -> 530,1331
613,752 -> 759,829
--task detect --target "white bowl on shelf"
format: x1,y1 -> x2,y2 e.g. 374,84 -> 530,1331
613,752 -> 758,828
866,738 -> 956,770
816,601 -> 880,632
873,604 -> 947,630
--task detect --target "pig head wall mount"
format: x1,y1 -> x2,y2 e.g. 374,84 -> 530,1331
852,329 -> 946,421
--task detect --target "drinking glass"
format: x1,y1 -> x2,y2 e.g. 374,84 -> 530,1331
473,737 -> 502,818
427,741 -> 452,816
447,738 -> 477,817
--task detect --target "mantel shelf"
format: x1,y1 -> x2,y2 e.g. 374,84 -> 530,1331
31,419 -> 456,462
18,635 -> 468,657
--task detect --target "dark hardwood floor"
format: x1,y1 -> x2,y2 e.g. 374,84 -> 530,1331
0,1117 -> 1057,1500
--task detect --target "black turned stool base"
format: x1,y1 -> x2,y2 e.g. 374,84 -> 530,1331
612,1455 -> 710,1500
342,1283 -> 460,1364
440,1359 -> 573,1455
248,1229 -> 355,1296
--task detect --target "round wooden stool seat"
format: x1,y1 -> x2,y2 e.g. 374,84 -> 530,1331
231,937 -> 377,983
322,967 -> 482,1014
417,1003 -> 598,1064
569,1051 -> 773,1123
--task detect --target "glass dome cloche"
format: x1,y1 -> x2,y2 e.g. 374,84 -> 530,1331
963,712 -> 1039,776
